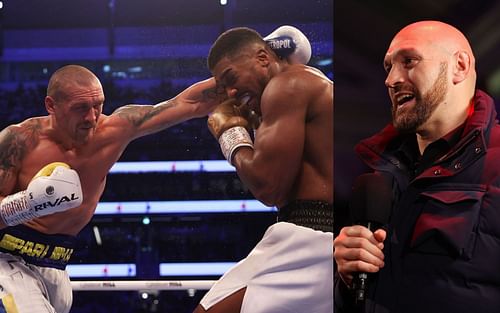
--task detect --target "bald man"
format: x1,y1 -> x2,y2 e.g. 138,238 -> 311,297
0,65 -> 219,313
334,21 -> 500,313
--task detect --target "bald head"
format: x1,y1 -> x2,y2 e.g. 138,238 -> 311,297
386,21 -> 476,96
390,21 -> 474,62
47,65 -> 102,101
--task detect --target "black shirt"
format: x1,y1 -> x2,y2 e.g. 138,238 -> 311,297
397,124 -> 465,180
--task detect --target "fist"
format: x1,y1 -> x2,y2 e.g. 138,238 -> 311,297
207,98 -> 250,139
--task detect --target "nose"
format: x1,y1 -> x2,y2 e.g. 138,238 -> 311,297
385,65 -> 405,89
84,107 -> 98,123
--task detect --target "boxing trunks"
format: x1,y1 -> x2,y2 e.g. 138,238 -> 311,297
200,200 -> 333,313
0,225 -> 76,313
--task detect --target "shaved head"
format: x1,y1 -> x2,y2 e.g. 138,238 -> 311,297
388,21 -> 476,84
390,21 -> 474,59
47,65 -> 102,101
384,21 -> 478,143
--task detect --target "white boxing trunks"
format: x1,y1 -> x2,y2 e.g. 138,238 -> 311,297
200,222 -> 334,313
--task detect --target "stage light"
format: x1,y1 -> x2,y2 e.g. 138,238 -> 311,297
142,216 -> 151,225
220,0 -> 227,5
93,226 -> 102,246
316,58 -> 333,66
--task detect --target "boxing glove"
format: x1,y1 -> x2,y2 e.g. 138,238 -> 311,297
264,25 -> 312,65
208,99 -> 254,165
0,162 -> 83,226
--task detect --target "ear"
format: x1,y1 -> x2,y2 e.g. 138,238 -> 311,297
452,51 -> 471,84
45,96 -> 56,114
256,49 -> 271,67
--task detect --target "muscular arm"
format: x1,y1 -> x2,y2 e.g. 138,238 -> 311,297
232,75 -> 308,207
0,124 -> 36,228
110,78 -> 221,140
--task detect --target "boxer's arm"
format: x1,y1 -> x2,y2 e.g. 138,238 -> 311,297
0,126 -> 31,228
109,78 -> 221,139
231,74 -> 307,206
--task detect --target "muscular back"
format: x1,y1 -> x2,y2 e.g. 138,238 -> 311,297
296,67 -> 333,203
236,65 -> 333,208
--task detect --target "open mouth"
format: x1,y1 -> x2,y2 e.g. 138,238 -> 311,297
395,93 -> 415,107
239,94 -> 252,106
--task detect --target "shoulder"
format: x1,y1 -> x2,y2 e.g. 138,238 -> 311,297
1,117 -> 46,142
266,65 -> 332,98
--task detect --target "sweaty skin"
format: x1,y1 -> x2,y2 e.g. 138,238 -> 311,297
0,65 -> 220,235
212,48 -> 333,208
194,39 -> 333,313
334,20 -> 477,286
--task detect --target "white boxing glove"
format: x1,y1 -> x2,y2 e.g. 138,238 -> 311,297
264,25 -> 312,65
0,162 -> 83,226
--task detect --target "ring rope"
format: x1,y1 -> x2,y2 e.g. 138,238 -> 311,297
71,280 -> 216,291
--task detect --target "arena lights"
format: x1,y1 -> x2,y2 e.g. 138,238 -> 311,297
92,226 -> 103,245
67,264 -> 136,278
109,160 -> 234,173
67,262 -> 236,278
159,262 -> 236,276
0,1 -> 3,10
95,199 -> 277,215
316,58 -> 333,66
220,0 -> 227,5
142,216 -> 151,225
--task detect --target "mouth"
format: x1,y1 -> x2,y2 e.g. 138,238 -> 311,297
394,92 -> 416,108
238,93 -> 252,106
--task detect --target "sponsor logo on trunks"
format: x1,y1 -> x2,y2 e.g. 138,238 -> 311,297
0,234 -> 73,262
33,193 -> 80,211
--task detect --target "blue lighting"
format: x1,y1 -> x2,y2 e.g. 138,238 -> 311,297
142,216 -> 151,225
95,200 -> 276,215
109,160 -> 234,173
316,58 -> 333,66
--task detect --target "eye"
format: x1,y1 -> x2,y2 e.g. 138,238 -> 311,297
224,74 -> 237,86
403,57 -> 418,68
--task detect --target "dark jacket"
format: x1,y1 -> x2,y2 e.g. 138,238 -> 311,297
338,90 -> 500,313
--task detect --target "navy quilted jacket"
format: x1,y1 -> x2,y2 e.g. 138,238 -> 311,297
350,90 -> 500,313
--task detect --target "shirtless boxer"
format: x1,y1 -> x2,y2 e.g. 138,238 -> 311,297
193,26 -> 333,313
0,65 -> 220,313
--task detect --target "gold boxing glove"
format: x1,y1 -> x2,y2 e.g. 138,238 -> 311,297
208,99 -> 254,165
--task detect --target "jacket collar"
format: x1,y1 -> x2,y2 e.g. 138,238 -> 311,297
355,89 -> 497,172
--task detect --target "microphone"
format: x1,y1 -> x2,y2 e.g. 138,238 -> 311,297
349,172 -> 393,303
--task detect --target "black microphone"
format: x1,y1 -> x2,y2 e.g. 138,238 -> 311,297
349,172 -> 393,303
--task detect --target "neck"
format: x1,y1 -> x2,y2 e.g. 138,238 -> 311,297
48,118 -> 81,150
415,97 -> 473,154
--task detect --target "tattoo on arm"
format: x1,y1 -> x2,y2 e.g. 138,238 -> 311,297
113,99 -> 179,127
0,122 -> 40,194
203,85 -> 227,103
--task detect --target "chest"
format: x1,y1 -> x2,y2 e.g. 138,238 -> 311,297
18,136 -> 118,191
